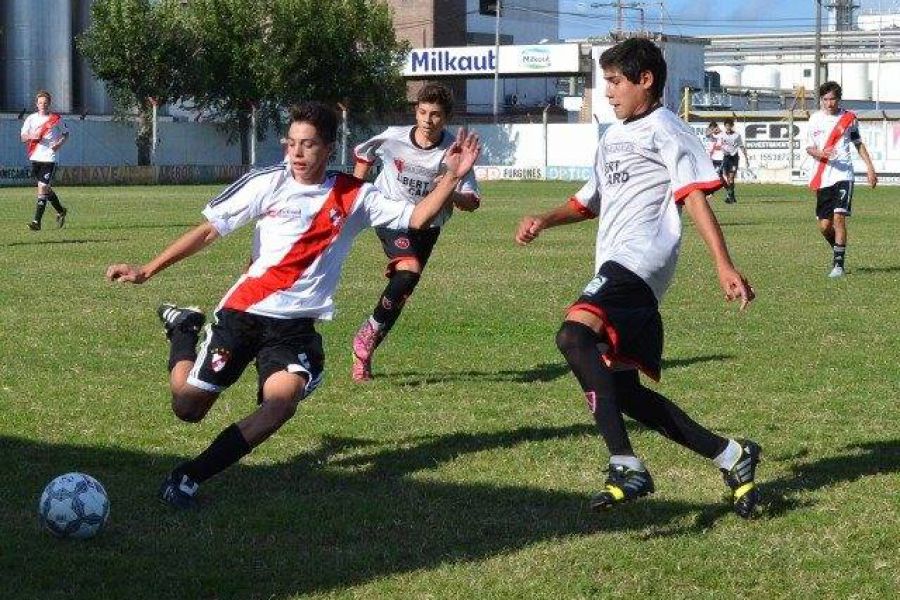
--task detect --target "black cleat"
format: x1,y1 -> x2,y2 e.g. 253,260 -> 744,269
590,463 -> 655,511
159,471 -> 200,509
721,439 -> 762,519
56,208 -> 67,228
28,221 -> 41,231
157,303 -> 205,339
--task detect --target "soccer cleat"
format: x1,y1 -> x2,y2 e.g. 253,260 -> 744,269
28,221 -> 40,231
159,472 -> 199,509
589,463 -> 655,511
157,303 -> 205,339
721,439 -> 762,519
828,265 -> 845,278
56,208 -> 67,229
351,354 -> 373,382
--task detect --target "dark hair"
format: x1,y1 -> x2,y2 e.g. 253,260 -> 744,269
416,82 -> 454,115
36,90 -> 52,102
723,117 -> 734,127
288,102 -> 337,144
599,38 -> 666,101
707,121 -> 719,129
819,81 -> 842,99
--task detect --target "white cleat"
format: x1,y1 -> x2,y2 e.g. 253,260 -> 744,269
828,265 -> 845,278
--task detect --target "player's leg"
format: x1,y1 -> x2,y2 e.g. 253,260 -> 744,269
352,228 -> 438,381
829,181 -> 852,277
817,218 -> 836,248
29,163 -> 48,230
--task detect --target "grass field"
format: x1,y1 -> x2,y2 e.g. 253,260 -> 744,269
1,181 -> 898,599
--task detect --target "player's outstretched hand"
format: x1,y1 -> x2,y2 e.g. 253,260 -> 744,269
867,169 -> 878,188
718,266 -> 755,311
444,127 -> 481,179
106,263 -> 149,284
516,215 -> 544,245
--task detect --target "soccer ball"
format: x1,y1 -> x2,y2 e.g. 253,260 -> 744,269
38,472 -> 110,539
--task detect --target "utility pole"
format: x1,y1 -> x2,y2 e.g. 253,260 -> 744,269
814,0 -> 823,93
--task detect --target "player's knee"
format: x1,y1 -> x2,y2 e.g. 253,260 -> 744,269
555,321 -> 597,358
262,396 -> 300,425
392,269 -> 421,297
171,396 -> 207,423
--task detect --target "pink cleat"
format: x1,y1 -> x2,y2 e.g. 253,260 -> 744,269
351,319 -> 384,382
351,354 -> 373,382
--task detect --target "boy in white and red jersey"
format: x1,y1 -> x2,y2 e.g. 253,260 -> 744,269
806,81 -> 878,278
705,121 -> 724,182
718,118 -> 749,204
350,83 -> 480,381
20,90 -> 69,230
516,38 -> 762,519
106,102 -> 481,509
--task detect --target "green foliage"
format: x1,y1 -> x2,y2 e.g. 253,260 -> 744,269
4,182 -> 897,598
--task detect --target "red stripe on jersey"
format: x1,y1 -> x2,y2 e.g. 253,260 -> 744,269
222,174 -> 363,312
809,110 -> 856,191
673,179 -> 724,203
567,197 -> 597,219
26,113 -> 61,158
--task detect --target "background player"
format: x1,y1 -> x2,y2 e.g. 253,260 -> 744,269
718,118 -> 749,204
516,38 -> 762,519
806,81 -> 878,278
20,90 -> 69,230
106,102 -> 481,509
705,121 -> 724,186
350,83 -> 481,382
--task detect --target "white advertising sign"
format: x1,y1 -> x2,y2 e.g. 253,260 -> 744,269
404,44 -> 581,77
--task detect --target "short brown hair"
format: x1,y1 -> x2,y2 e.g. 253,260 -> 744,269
36,90 -> 52,103
416,83 -> 453,115
288,102 -> 337,144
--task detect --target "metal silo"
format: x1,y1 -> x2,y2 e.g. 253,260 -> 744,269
74,0 -> 114,114
4,0 -> 73,113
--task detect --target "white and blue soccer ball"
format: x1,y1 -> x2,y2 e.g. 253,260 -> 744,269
38,472 -> 110,539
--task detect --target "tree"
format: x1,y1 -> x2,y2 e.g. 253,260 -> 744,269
78,0 -> 193,165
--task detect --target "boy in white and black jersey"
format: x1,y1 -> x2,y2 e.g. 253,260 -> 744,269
806,81 -> 878,278
718,118 -> 749,203
20,90 -> 69,230
350,83 -> 481,382
106,102 -> 481,509
516,38 -> 762,519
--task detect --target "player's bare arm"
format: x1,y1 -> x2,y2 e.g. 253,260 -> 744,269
106,221 -> 220,284
516,202 -> 589,245
353,161 -> 371,180
683,190 -> 755,310
408,128 -> 480,229
51,132 -> 69,152
855,142 -> 878,188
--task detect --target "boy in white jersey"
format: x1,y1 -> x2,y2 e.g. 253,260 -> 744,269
718,118 -> 749,204
20,90 -> 69,230
705,121 -> 724,182
806,81 -> 878,278
516,38 -> 762,519
350,83 -> 481,381
106,102 -> 481,509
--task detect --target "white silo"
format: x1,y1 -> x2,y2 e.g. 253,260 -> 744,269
75,0 -> 114,114
715,65 -> 743,88
840,63 -> 872,100
742,65 -> 781,90
3,0 -> 73,112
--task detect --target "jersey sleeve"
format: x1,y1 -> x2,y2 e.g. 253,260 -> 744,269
353,129 -> 390,166
20,115 -> 33,137
567,144 -> 602,217
848,117 -> 862,144
354,183 -> 415,229
658,125 -> 723,202
202,169 -> 280,235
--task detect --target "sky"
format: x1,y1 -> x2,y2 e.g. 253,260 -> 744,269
557,0 -> 893,39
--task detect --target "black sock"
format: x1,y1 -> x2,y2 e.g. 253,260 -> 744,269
167,329 -> 199,372
833,245 -> 846,268
177,424 -> 251,483
612,370 -> 727,459
33,195 -> 48,223
556,321 -> 633,456
823,231 -> 836,248
48,190 -> 65,213
371,270 -> 421,332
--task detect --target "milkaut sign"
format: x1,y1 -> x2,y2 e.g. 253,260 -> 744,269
403,44 -> 582,77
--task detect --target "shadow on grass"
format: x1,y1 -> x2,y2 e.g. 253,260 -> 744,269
853,265 -> 900,274
388,354 -> 733,386
3,425 -> 748,599
758,439 -> 900,518
3,237 -> 127,247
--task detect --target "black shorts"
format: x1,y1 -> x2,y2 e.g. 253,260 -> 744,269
712,160 -> 723,174
568,261 -> 663,381
375,226 -> 441,275
721,154 -> 740,174
188,309 -> 325,401
815,180 -> 853,219
30,161 -> 56,186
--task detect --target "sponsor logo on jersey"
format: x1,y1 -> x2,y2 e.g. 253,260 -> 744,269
394,237 -> 411,250
211,348 -> 231,373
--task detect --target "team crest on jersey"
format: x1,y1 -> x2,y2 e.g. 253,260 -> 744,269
394,237 -> 411,250
329,208 -> 343,228
210,348 -> 231,373
394,158 -> 405,173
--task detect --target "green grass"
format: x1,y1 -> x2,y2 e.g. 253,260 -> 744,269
1,182 -> 898,599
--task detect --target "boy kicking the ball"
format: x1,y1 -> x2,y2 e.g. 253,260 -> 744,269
106,102 -> 481,509
516,38 -> 762,518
